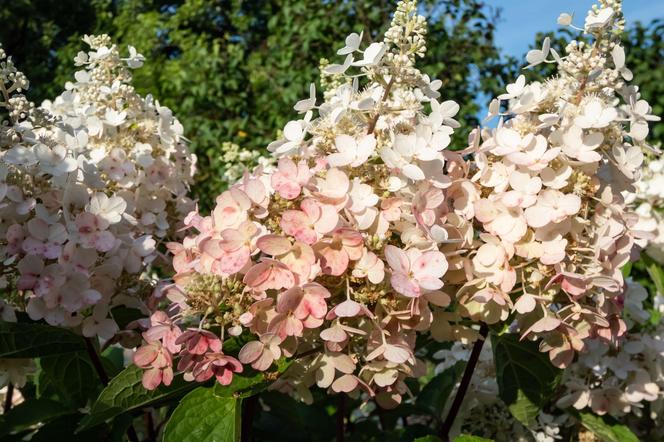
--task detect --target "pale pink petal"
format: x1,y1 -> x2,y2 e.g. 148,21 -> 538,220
412,251 -> 447,280
277,287 -> 304,313
383,344 -> 411,364
320,248 -> 349,276
238,341 -> 265,364
142,367 -> 163,390
331,374 -> 358,393
390,273 -> 421,297
134,345 -> 158,367
335,299 -> 361,317
384,245 -> 409,274
257,235 -> 292,256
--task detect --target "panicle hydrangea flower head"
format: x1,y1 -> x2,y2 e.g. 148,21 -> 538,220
135,0 -> 476,406
461,0 -> 659,368
629,157 -> 664,263
0,36 -> 195,346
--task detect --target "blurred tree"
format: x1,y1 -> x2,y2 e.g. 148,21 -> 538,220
2,0 -> 511,207
0,0 -> 97,100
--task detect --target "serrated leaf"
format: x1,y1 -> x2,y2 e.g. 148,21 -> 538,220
416,361 -> 464,416
77,364 -> 196,431
576,412 -> 639,442
492,333 -> 562,428
0,321 -> 86,358
162,387 -> 241,442
39,351 -> 98,407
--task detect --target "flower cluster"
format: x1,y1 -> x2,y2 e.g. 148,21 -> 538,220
460,0 -> 656,367
218,141 -> 275,188
0,36 -> 195,338
557,284 -> 663,420
630,157 -> 664,263
434,279 -> 664,442
135,0 -> 478,406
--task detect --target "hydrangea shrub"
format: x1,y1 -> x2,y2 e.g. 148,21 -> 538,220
0,36 -> 195,387
0,1 -> 662,441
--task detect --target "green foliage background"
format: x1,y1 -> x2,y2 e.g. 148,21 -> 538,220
2,0 -> 514,208
4,2 -> 661,206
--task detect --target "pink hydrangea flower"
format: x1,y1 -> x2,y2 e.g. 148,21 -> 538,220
75,212 -> 116,252
281,198 -> 338,245
314,228 -> 363,276
134,338 -> 174,390
524,189 -> 581,228
143,311 -> 182,353
257,235 -> 316,284
268,284 -> 330,339
175,329 -> 223,355
384,245 -> 447,297
271,158 -> 312,200
22,218 -> 67,259
243,259 -> 296,292
188,353 -> 243,385
212,188 -> 251,231
199,221 -> 259,275
239,334 -> 283,371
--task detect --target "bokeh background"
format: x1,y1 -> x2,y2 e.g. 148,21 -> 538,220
1,0 -> 661,209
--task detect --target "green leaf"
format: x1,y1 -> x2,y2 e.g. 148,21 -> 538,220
110,306 -> 145,330
620,262 -> 632,278
506,390 -> 540,428
453,436 -> 494,442
416,361 -> 464,416
0,398 -> 73,437
253,391 -> 335,441
77,364 -> 196,431
162,387 -> 241,442
576,412 -> 639,442
646,261 -> 664,295
492,333 -> 562,428
213,358 -> 292,399
0,321 -> 86,358
413,436 -> 443,442
25,415 -> 106,442
38,351 -> 98,407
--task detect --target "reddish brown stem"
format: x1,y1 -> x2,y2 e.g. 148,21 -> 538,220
144,410 -> 156,442
241,395 -> 258,442
367,78 -> 395,135
84,338 -> 139,442
439,323 -> 489,441
3,383 -> 14,413
336,393 -> 346,442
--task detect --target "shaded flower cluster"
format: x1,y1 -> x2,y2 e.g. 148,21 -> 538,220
459,0 -> 656,368
630,157 -> 664,263
0,36 -> 195,339
434,279 -> 664,442
135,0 -> 477,406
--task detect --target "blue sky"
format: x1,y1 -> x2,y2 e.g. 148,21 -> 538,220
484,0 -> 664,59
